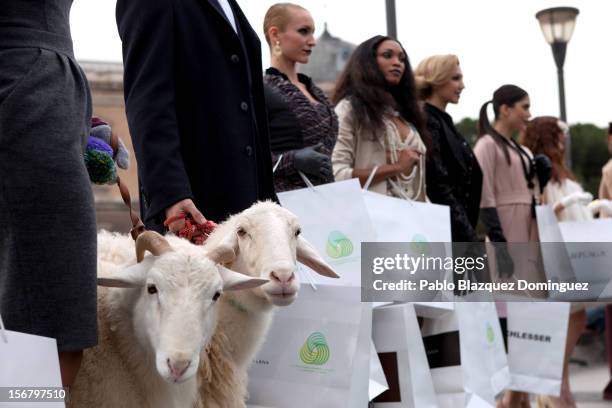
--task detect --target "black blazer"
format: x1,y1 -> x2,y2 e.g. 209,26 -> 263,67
424,103 -> 483,242
116,0 -> 276,229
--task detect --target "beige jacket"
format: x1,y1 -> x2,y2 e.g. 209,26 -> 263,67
331,99 -> 427,200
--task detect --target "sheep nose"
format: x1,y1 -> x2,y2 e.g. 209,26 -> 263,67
167,358 -> 191,380
270,270 -> 296,286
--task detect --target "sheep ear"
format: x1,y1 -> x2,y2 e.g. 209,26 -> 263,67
218,265 -> 269,291
296,236 -> 340,278
97,258 -> 151,288
205,242 -> 236,265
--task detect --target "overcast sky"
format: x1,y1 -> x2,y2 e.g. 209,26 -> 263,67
70,0 -> 610,127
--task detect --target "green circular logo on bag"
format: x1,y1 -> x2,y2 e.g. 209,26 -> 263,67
486,322 -> 495,344
299,332 -> 331,365
410,234 -> 430,255
326,231 -> 353,259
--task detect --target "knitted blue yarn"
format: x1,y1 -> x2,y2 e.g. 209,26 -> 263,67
86,136 -> 114,156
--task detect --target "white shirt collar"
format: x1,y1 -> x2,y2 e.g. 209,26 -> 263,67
217,0 -> 237,34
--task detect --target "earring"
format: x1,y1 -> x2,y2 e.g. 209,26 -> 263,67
273,41 -> 282,57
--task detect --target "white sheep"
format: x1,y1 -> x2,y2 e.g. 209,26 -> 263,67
195,201 -> 339,407
68,230 -> 268,408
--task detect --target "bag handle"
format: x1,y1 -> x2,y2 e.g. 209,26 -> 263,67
298,264 -> 318,291
272,154 -> 283,174
363,164 -> 417,204
0,313 -> 8,344
298,171 -> 315,190
272,154 -> 316,191
363,166 -> 379,191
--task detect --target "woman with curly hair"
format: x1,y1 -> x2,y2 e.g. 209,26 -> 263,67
521,117 -> 590,408
331,35 -> 428,201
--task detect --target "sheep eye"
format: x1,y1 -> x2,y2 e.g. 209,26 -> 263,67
212,291 -> 221,301
147,285 -> 158,294
237,227 -> 247,237
295,228 -> 301,237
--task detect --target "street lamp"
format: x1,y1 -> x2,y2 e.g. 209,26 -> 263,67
386,0 -> 397,39
535,6 -> 579,166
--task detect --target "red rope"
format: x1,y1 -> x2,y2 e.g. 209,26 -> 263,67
163,212 -> 217,245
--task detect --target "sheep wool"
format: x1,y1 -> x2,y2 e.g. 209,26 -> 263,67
196,329 -> 247,408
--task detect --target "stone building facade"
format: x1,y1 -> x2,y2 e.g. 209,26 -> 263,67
82,61 -> 137,233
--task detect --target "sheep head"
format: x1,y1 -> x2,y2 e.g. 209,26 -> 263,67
210,202 -> 339,307
97,231 -> 269,383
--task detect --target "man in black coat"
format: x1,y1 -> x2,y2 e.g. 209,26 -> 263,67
116,0 -> 277,232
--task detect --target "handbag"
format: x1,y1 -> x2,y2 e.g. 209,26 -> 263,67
414,303 -> 510,407
277,177 -> 376,287
0,314 -> 65,407
247,284 -> 372,407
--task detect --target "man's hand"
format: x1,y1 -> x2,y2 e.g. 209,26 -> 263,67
165,198 -> 206,233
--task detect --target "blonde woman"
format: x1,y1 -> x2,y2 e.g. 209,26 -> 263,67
415,55 -> 482,241
331,35 -> 428,201
263,3 -> 338,192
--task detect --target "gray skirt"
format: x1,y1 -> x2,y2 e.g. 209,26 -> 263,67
0,29 -> 97,351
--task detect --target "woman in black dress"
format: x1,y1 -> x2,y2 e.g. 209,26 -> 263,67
0,0 -> 96,386
262,3 -> 338,192
415,54 -> 483,242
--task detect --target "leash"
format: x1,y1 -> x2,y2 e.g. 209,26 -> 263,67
108,130 -> 216,245
109,131 -> 145,241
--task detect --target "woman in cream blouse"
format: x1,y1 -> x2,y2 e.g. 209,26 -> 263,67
331,35 -> 429,201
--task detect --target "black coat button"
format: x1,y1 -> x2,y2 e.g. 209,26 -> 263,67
245,146 -> 253,156
231,54 -> 240,63
240,102 -> 248,111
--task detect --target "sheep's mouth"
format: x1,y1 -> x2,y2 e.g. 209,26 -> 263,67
266,290 -> 297,306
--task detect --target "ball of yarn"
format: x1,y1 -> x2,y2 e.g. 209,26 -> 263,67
84,149 -> 117,185
87,136 -> 114,157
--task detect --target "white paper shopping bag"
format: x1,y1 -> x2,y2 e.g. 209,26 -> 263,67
506,302 -> 570,395
362,190 -> 451,243
247,284 -> 371,408
454,303 -> 510,403
415,302 -> 509,407
0,315 -> 65,407
535,205 -> 576,286
372,303 -> 438,408
362,191 -> 453,301
278,179 -> 376,287
558,218 -> 612,298
369,338 -> 389,401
